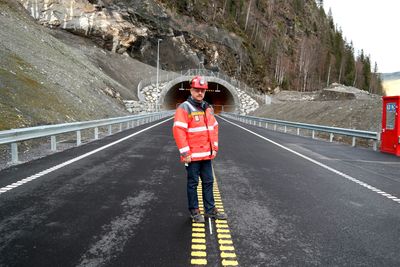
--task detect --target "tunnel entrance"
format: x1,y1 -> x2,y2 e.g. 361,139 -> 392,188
162,81 -> 236,113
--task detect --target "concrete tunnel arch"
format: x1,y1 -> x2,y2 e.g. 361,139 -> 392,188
159,76 -> 240,113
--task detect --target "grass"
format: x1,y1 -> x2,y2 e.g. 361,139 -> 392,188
0,53 -> 72,130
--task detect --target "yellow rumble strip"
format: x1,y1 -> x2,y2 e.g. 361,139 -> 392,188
190,169 -> 239,266
190,182 -> 207,265
213,170 -> 239,266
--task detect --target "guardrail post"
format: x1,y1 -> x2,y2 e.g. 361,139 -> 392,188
352,137 -> 356,147
297,128 -> 300,136
373,141 -> 378,151
51,135 -> 57,151
94,127 -> 99,140
312,130 -> 315,139
11,143 -> 19,163
119,123 -> 122,132
108,125 -> 112,135
274,124 -> 277,131
76,130 -> 81,146
265,122 -> 268,129
258,121 -> 261,127
284,126 -> 287,133
126,122 -> 129,129
330,133 -> 334,142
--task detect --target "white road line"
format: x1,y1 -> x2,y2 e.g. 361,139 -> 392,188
0,117 -> 173,196
219,116 -> 400,205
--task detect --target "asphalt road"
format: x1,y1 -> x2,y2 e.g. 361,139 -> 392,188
1,115 -> 400,266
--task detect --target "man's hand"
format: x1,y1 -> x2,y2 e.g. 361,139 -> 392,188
212,151 -> 217,157
183,155 -> 192,164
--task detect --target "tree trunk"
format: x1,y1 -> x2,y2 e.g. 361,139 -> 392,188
245,0 -> 252,31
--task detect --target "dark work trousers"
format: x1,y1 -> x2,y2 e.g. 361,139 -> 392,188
185,159 -> 215,214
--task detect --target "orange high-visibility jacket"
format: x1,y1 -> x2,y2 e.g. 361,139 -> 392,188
173,98 -> 219,162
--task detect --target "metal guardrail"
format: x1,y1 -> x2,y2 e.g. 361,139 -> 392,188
0,111 -> 174,164
221,112 -> 380,150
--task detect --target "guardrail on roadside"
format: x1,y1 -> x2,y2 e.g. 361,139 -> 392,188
221,112 -> 380,150
0,111 -> 174,164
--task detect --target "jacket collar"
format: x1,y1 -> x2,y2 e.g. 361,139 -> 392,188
187,96 -> 208,110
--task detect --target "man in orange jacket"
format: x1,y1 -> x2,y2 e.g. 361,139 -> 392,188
173,75 -> 227,223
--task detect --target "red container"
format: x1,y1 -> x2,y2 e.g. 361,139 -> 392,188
381,96 -> 400,156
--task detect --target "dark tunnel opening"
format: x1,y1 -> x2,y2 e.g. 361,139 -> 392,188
163,82 -> 236,113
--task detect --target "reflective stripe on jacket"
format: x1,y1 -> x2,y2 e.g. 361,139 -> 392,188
173,99 -> 218,162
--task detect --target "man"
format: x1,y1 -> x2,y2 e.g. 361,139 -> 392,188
173,75 -> 227,223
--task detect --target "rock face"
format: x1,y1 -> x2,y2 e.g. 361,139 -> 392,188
19,0 -> 149,53
17,0 -> 245,75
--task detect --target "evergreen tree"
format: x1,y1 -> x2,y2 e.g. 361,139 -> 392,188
343,42 -> 355,86
362,55 -> 371,91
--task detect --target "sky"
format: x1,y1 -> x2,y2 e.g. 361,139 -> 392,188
323,0 -> 400,73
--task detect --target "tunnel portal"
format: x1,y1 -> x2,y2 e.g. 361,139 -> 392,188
162,81 -> 236,113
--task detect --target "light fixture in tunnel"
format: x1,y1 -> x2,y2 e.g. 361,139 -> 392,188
215,84 -> 220,93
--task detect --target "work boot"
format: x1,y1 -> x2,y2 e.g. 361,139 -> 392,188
190,209 -> 205,223
205,207 -> 227,220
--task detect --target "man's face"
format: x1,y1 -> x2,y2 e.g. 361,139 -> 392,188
190,88 -> 206,102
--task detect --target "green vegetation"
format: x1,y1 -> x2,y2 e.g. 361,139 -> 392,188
161,0 -> 382,94
0,54 -> 71,130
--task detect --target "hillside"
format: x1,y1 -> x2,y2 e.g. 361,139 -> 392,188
253,84 -> 382,133
1,0 -> 385,131
0,0 -> 171,130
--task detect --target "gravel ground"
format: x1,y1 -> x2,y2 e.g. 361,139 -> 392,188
254,85 -> 382,132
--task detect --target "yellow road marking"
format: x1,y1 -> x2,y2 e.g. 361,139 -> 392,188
192,238 -> 206,243
191,258 -> 207,265
190,169 -> 239,266
191,181 -> 207,266
219,245 -> 235,251
218,239 -> 233,245
221,252 -> 237,258
212,168 -> 239,266
222,259 -> 239,266
192,232 -> 206,238
192,244 -> 206,250
218,233 -> 231,239
192,251 -> 207,257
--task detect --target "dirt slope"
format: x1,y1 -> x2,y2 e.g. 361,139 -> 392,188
253,85 -> 382,132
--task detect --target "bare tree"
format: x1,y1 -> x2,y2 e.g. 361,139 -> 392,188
267,0 -> 275,18
245,0 -> 253,31
275,52 -> 287,86
222,0 -> 228,18
326,56 -> 332,87
297,38 -> 318,91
